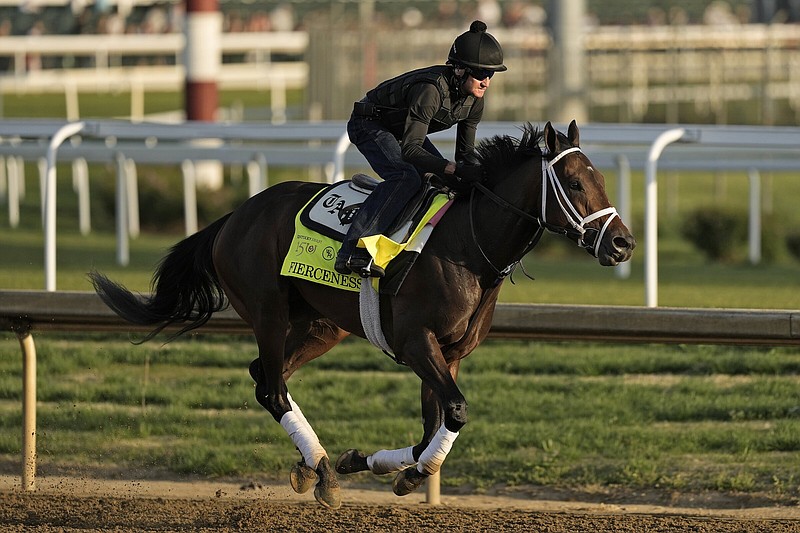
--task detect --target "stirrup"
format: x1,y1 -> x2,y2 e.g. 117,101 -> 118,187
347,255 -> 385,278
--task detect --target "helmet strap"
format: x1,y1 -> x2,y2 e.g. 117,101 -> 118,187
451,67 -> 470,96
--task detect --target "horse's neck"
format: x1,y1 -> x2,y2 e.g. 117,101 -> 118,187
471,165 -> 542,273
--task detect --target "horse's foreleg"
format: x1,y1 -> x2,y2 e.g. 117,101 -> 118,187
338,380 -> 443,475
335,386 -> 434,477
392,346 -> 465,496
414,359 -> 461,473
335,357 -> 464,498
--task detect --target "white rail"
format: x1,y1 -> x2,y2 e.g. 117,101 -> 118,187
0,32 -> 308,120
4,120 -> 800,305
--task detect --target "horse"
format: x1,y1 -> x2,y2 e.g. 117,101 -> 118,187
89,120 -> 635,509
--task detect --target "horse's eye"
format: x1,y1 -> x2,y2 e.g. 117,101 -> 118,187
569,180 -> 582,191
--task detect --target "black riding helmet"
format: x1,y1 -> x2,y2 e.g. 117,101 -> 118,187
448,20 -> 507,72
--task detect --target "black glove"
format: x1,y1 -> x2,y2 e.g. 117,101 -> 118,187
454,163 -> 484,184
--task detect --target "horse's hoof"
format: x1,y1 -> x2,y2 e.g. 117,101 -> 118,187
313,456 -> 342,509
289,461 -> 318,494
314,484 -> 342,510
392,467 -> 427,496
335,449 -> 369,475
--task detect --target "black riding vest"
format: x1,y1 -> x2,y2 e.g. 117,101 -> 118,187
365,65 -> 477,136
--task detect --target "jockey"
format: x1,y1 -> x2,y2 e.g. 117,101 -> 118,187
335,20 -> 507,278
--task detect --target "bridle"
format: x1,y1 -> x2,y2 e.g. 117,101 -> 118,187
541,147 -> 619,258
469,146 -> 619,279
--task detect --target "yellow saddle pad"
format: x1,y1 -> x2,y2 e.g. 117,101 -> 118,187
280,183 -> 452,292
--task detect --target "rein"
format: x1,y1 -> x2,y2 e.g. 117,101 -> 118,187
469,183 -> 543,280
468,146 -> 619,279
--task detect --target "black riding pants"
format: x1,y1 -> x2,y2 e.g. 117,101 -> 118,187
339,114 -> 442,258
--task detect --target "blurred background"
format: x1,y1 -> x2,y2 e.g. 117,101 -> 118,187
1,0 -> 799,125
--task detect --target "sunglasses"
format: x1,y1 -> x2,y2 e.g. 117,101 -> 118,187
467,68 -> 494,80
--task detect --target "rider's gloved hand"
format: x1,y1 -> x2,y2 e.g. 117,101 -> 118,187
454,163 -> 484,184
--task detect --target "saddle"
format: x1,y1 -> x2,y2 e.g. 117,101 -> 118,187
299,173 -> 447,245
283,174 -> 453,296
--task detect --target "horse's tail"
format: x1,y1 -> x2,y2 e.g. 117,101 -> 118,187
89,213 -> 233,343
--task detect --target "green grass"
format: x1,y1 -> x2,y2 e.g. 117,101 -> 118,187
1,334 -> 799,500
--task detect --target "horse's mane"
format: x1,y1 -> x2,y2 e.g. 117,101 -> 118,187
475,123 -> 544,182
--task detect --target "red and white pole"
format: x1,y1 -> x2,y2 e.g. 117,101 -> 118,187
184,0 -> 224,190
184,0 -> 221,121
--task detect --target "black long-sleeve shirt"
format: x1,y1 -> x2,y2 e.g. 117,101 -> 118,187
365,66 -> 484,175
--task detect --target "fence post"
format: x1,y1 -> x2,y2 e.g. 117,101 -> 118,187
426,470 -> 441,505
44,121 -> 86,291
6,156 -> 19,228
111,153 -> 129,267
748,168 -> 761,265
333,131 -> 350,183
615,154 -> 631,280
247,153 -> 267,196
644,128 -> 687,307
125,158 -> 140,239
181,160 -> 198,236
72,157 -> 91,236
15,323 -> 36,491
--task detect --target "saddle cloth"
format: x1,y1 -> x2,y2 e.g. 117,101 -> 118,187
280,176 -> 453,294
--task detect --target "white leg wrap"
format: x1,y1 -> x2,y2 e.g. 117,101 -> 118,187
366,446 -> 416,475
416,424 -> 459,475
287,393 -> 311,430
280,409 -> 326,470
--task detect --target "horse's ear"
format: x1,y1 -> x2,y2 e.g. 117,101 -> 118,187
567,120 -> 580,147
544,121 -> 558,153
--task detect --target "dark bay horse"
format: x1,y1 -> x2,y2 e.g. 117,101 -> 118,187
89,121 -> 635,509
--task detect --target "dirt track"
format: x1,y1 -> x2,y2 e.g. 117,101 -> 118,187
1,475 -> 799,532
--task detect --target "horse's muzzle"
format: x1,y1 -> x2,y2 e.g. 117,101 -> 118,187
597,231 -> 636,266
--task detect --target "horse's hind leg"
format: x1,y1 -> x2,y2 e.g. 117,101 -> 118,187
284,316 -> 348,501
283,318 -> 349,378
212,185 -> 342,508
249,313 -> 347,509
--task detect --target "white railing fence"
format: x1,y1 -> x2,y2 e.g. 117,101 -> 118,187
3,120 -> 800,305
0,32 -> 308,122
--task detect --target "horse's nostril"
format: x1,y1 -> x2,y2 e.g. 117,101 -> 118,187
614,235 -> 635,250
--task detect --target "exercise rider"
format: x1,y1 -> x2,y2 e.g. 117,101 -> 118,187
334,20 -> 507,278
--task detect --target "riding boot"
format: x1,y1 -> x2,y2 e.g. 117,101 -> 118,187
333,247 -> 353,275
335,174 -> 417,278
